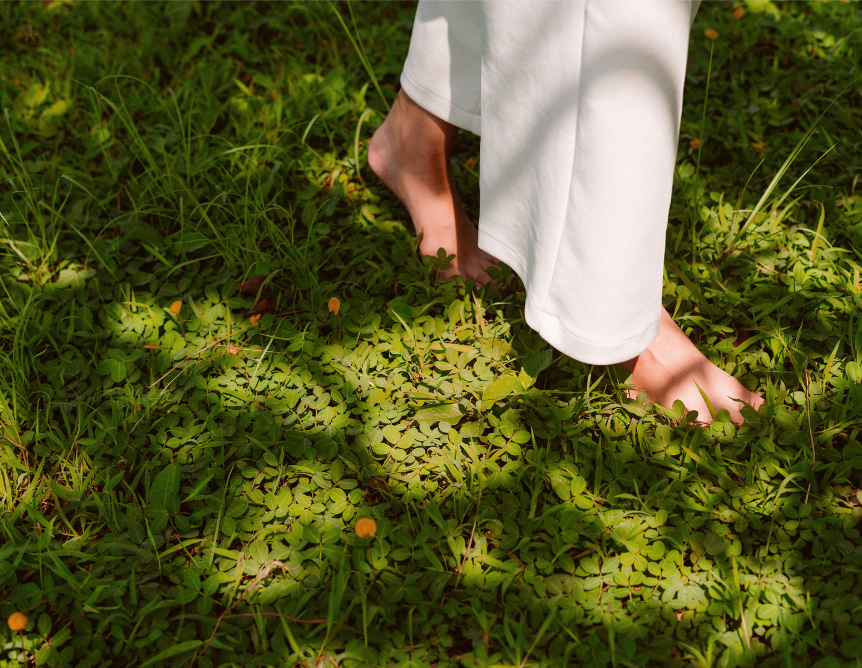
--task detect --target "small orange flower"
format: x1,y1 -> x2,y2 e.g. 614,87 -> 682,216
328,297 -> 340,315
732,7 -> 745,19
7,612 -> 27,632
355,517 -> 377,538
704,28 -> 718,40
169,301 -> 182,315
690,139 -> 702,149
144,343 -> 159,350
250,314 -> 261,326
226,345 -> 239,355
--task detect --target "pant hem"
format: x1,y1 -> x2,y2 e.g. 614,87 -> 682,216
524,299 -> 660,366
479,230 -> 661,366
400,70 -> 482,136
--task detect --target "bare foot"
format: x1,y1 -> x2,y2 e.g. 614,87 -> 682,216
368,90 -> 498,285
618,309 -> 765,425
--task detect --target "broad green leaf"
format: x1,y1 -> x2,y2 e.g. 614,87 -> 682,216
414,402 -> 462,425
570,476 -> 587,498
35,646 -> 54,667
139,641 -> 202,668
416,546 -> 441,573
482,375 -> 524,406
383,425 -> 401,443
756,604 -> 780,622
202,574 -> 220,596
96,357 -> 127,382
247,541 -> 269,564
129,522 -> 146,544
183,569 -> 202,591
150,464 -> 180,514
460,421 -> 483,439
37,612 -> 51,637
703,532 -> 727,556
518,367 -> 536,389
51,628 -> 71,648
739,403 -> 762,428
220,516 -> 236,536
523,349 -> 553,379
304,524 -> 321,542
389,303 -> 414,325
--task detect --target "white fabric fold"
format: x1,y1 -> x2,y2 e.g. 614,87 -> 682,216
402,0 -> 699,365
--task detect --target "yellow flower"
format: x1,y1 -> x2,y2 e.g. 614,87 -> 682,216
355,517 -> 377,538
169,300 -> 182,315
7,612 -> 27,632
250,314 -> 261,326
704,28 -> 718,40
328,297 -> 340,315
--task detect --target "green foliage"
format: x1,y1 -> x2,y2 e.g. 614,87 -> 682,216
1,1 -> 862,667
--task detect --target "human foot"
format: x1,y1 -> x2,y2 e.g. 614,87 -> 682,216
618,309 -> 765,425
368,90 -> 498,285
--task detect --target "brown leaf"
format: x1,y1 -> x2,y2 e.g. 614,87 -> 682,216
238,275 -> 265,295
244,292 -> 276,318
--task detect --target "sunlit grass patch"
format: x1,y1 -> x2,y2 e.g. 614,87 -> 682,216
1,1 -> 862,667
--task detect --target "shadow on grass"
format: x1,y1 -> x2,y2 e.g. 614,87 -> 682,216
3,256 -> 862,668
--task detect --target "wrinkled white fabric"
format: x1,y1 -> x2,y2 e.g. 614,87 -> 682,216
401,0 -> 699,365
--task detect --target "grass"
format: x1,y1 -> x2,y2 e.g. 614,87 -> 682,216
2,1 -> 862,666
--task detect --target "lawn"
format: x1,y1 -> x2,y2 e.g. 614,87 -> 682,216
2,1 -> 862,667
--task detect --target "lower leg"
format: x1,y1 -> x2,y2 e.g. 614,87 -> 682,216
368,90 -> 498,285
618,309 -> 765,424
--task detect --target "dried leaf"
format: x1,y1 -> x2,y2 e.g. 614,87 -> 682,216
238,275 -> 265,295
244,293 -> 276,318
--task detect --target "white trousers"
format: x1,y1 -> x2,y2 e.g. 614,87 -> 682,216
401,1 -> 699,365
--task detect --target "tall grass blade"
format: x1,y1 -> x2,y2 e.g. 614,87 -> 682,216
330,1 -> 391,112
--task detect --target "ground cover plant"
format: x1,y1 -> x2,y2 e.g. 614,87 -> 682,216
2,1 -> 862,666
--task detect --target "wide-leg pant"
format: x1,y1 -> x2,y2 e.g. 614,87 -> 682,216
401,1 -> 699,365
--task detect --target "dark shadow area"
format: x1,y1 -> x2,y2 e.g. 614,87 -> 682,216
2,2 -> 862,668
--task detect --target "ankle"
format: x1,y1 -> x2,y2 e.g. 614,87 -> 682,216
367,128 -> 389,182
